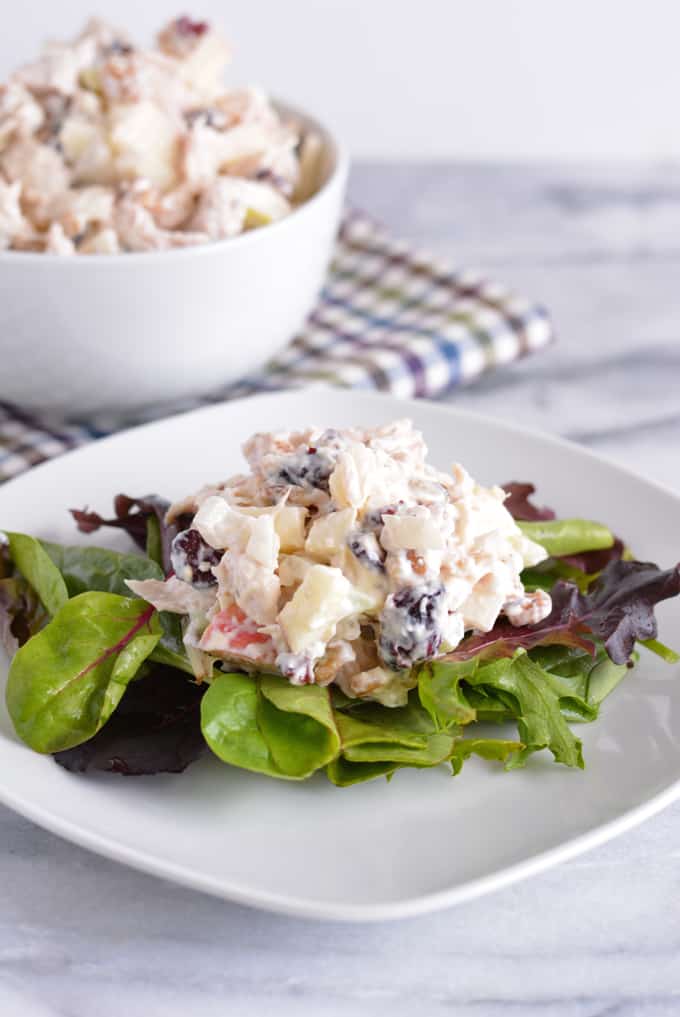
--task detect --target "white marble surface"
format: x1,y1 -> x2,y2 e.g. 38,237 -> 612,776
2,163 -> 680,1016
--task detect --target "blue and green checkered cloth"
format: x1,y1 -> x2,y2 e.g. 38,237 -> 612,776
0,210 -> 553,483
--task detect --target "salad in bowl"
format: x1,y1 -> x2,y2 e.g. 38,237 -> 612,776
2,420 -> 679,786
0,14 -> 322,254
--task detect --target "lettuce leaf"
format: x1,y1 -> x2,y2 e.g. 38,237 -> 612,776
465,654 -> 584,768
326,757 -> 398,786
0,540 -> 50,655
501,483 -> 555,521
450,738 -> 523,774
70,493 -> 190,575
53,664 -> 206,775
418,659 -> 477,729
42,541 -> 164,597
449,559 -> 680,666
3,532 -> 69,617
517,519 -> 614,558
201,673 -> 340,780
6,592 -> 160,753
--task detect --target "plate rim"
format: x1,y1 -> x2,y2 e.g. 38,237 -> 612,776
2,386 -> 680,921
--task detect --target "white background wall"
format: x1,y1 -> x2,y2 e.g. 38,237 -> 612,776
3,1 -> 679,161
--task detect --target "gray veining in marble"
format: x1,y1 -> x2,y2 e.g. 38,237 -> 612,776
2,162 -> 680,1016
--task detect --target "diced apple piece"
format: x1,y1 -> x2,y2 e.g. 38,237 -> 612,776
279,564 -> 372,654
305,508 -> 356,560
109,101 -> 179,190
193,496 -> 249,549
240,504 -> 307,552
381,513 -> 445,552
329,445 -> 377,509
278,554 -> 315,587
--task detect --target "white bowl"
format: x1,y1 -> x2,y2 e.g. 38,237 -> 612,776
0,104 -> 348,419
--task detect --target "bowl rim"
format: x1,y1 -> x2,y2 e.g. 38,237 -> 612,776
0,98 -> 349,267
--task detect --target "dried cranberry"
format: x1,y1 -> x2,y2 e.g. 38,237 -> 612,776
170,529 -> 221,587
185,107 -> 226,130
348,533 -> 385,572
176,16 -> 209,36
362,504 -> 402,530
392,585 -> 443,625
270,449 -> 335,493
105,40 -> 134,56
378,585 -> 444,670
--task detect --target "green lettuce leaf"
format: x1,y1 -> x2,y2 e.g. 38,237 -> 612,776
42,541 -> 164,597
43,539 -> 187,669
6,591 -> 160,753
518,518 -> 614,557
258,676 -> 340,778
4,532 -> 69,617
326,757 -> 398,786
418,659 -> 477,729
201,673 -> 340,780
450,738 -> 524,775
463,653 -> 584,769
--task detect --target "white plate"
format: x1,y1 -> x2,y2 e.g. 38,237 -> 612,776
1,389 -> 680,921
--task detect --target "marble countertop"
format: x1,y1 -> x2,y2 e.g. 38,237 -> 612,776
3,162 -> 680,1016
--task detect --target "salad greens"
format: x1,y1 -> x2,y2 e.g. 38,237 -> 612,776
1,481 -> 679,786
6,592 -> 160,753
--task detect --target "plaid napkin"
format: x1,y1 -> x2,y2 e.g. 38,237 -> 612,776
0,210 -> 553,484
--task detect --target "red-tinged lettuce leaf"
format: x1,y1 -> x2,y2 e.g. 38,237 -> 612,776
447,583 -> 596,663
0,576 -> 49,655
448,559 -> 680,666
70,494 -> 191,574
501,483 -> 556,522
0,542 -> 49,655
578,559 -> 680,664
560,537 -> 625,574
53,665 -> 206,776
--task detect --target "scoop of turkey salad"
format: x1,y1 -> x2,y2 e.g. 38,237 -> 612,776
127,420 -> 551,707
0,15 -> 318,254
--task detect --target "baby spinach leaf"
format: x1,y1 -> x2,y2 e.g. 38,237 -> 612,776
201,672 -> 276,776
42,541 -> 163,597
258,677 -> 340,778
53,665 -> 206,776
6,592 -> 160,753
4,532 -> 69,617
40,540 -> 188,669
201,673 -> 340,780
